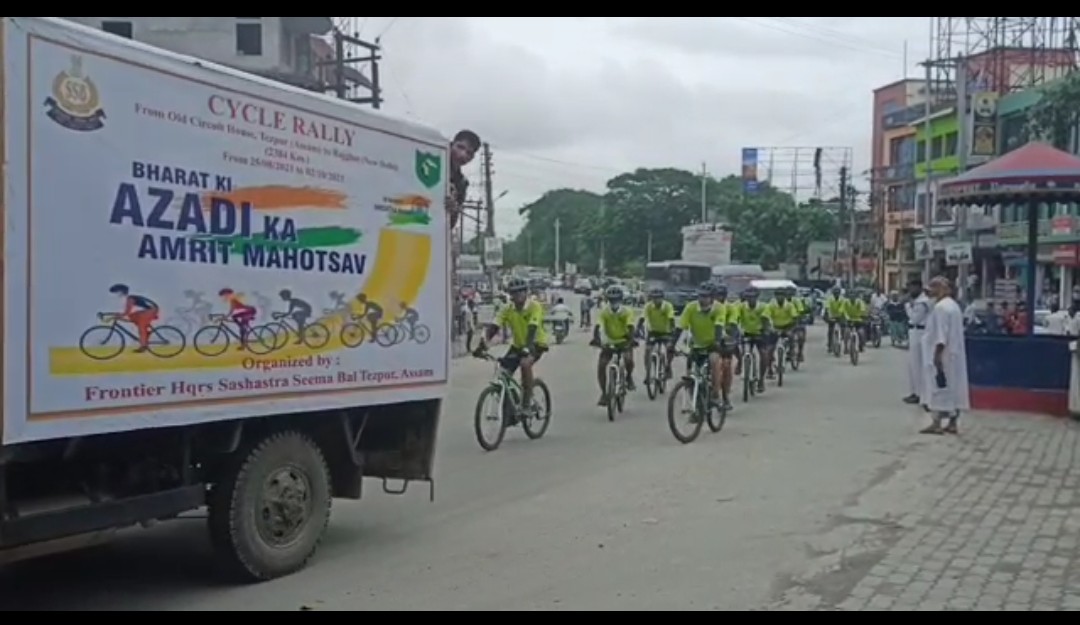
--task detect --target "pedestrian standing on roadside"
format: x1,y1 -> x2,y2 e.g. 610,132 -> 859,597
921,276 -> 970,435
903,278 -> 931,407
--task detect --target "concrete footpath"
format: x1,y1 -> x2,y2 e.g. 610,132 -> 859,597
773,409 -> 1080,611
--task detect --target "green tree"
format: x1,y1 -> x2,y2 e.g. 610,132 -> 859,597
508,168 -> 837,276
1027,73 -> 1080,150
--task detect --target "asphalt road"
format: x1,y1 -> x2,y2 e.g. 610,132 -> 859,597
0,306 -> 928,611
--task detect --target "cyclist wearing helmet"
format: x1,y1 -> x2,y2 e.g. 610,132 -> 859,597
824,286 -> 849,353
476,277 -> 548,415
846,291 -> 871,351
790,287 -> 809,362
637,287 -> 677,379
590,285 -> 637,404
677,282 -> 736,410
732,287 -> 772,393
765,287 -> 800,371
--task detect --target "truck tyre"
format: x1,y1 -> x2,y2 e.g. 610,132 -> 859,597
208,430 -> 332,582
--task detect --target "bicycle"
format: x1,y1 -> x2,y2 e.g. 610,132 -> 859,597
393,319 -> 431,345
597,343 -> 632,422
740,337 -> 762,402
644,335 -> 672,401
868,315 -> 884,349
472,351 -> 552,452
846,323 -> 860,366
787,327 -> 803,372
193,314 -> 276,357
667,348 -> 726,444
265,313 -> 331,351
773,331 -> 789,388
340,314 -> 398,349
827,318 -> 843,358
79,314 -> 186,361
171,303 -> 212,337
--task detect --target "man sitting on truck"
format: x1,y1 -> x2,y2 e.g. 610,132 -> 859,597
475,277 -> 547,417
109,284 -> 159,353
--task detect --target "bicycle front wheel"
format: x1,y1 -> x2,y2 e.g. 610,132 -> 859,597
606,367 -> 619,422
522,379 -> 552,440
706,385 -> 727,433
194,326 -> 230,357
413,324 -> 431,345
340,323 -> 366,348
646,354 -> 658,401
849,337 -> 859,366
148,325 -> 186,359
474,385 -> 507,452
668,379 -> 704,444
302,322 -> 331,349
79,325 -> 126,361
775,346 -> 785,388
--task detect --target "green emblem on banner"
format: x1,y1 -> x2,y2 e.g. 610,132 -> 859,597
415,151 -> 443,189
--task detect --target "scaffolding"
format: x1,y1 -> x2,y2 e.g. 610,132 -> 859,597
326,17 -> 383,107
744,146 -> 854,203
931,17 -> 1080,95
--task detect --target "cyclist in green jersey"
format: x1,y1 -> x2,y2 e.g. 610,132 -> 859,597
674,282 -> 735,410
765,287 -> 800,372
790,288 -> 809,362
590,285 -> 638,405
733,286 -> 772,392
475,277 -> 548,413
637,287 -> 677,379
824,286 -> 849,353
846,292 -> 871,351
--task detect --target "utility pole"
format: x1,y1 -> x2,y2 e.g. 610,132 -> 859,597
839,166 -> 853,289
599,199 -> 607,277
955,60 -> 971,301
554,217 -> 562,275
481,143 -> 497,287
922,59 -> 935,283
701,162 -> 708,223
647,231 -> 653,263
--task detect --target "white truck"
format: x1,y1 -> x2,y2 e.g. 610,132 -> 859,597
0,17 -> 449,581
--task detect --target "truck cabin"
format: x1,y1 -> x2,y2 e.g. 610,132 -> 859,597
644,261 -> 713,313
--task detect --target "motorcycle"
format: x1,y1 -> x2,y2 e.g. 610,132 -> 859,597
550,318 -> 571,344
868,313 -> 885,349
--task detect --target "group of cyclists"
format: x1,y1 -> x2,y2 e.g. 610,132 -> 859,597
472,277 -> 820,419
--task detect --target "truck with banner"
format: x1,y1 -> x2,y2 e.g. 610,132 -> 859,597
0,17 -> 448,580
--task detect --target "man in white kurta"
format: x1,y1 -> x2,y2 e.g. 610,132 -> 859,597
904,279 -> 931,406
921,277 -> 971,435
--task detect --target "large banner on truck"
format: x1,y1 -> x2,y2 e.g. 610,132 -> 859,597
2,19 -> 450,443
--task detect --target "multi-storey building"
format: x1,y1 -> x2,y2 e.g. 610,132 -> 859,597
61,17 -> 368,92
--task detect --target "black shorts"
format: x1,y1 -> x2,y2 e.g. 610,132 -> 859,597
743,335 -> 767,350
600,343 -> 634,359
687,347 -> 717,368
500,345 -> 546,373
647,332 -> 673,345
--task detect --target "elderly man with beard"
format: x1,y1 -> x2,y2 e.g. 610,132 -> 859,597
921,276 -> 971,435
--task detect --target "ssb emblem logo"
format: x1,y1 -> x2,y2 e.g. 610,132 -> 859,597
44,55 -> 106,132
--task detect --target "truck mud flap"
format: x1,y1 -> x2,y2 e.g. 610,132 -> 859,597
0,485 -> 204,549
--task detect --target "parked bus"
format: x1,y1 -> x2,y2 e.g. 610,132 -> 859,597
644,261 -> 713,312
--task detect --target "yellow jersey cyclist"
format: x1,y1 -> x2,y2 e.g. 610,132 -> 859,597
590,285 -> 638,405
474,277 -> 548,418
636,287 -> 677,380
846,291 -> 871,352
824,286 -> 850,353
732,286 -> 773,393
677,282 -> 737,411
765,287 -> 801,369
790,288 -> 810,362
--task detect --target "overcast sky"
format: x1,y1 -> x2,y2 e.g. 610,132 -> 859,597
357,17 -> 933,236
